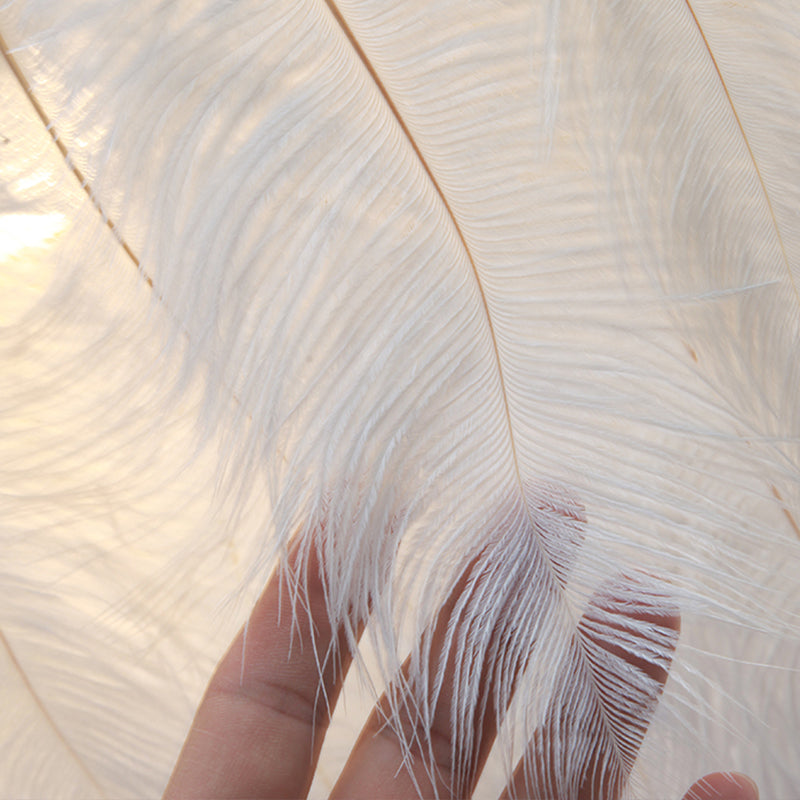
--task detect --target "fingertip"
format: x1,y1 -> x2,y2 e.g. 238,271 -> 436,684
682,771 -> 759,800
579,571 -> 681,692
526,480 -> 587,585
605,570 -> 681,631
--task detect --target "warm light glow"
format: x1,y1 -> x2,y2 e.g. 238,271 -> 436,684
0,212 -> 67,324
0,211 -> 66,261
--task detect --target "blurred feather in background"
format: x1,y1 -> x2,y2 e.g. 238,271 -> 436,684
1,1 -> 799,797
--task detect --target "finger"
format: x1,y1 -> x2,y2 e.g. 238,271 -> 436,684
682,772 -> 759,800
502,573 -> 680,800
331,490 -> 587,800
163,539 -> 362,800
331,550 -> 530,800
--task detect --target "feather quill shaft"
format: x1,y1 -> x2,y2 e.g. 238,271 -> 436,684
1,1 -> 799,797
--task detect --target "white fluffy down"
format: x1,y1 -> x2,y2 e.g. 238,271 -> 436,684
1,1 -> 799,798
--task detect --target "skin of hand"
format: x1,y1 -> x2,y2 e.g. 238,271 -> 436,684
163,542 -> 760,800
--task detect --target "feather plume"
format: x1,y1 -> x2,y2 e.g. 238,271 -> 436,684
1,1 -> 799,797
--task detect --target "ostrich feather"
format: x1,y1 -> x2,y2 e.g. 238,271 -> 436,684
1,1 -> 799,797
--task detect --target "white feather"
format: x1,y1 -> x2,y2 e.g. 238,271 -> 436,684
1,1 -> 798,797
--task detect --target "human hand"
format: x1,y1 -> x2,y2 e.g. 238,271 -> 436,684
163,544 -> 758,800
